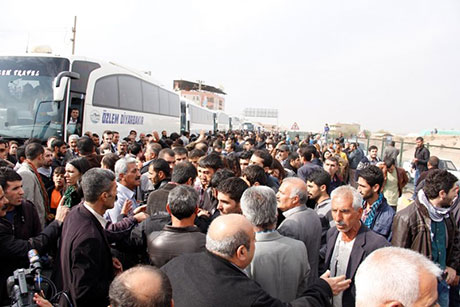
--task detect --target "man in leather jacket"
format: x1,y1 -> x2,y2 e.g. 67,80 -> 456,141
147,185 -> 205,267
392,169 -> 460,306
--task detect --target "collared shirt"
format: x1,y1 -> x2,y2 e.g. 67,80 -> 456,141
331,232 -> 355,307
84,202 -> 108,229
282,204 -> 307,218
69,149 -> 78,159
37,166 -> 52,178
104,182 -> 138,222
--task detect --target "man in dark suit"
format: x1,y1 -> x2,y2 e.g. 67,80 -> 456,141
59,168 -> 121,306
325,185 -> 390,307
162,214 -> 351,307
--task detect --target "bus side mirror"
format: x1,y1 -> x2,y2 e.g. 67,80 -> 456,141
53,71 -> 80,102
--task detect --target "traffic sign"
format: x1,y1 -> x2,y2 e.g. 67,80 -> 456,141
291,122 -> 299,130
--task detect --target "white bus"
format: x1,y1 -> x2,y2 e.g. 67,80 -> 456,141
181,99 -> 215,135
0,54 -> 181,142
229,115 -> 243,131
215,111 -> 229,132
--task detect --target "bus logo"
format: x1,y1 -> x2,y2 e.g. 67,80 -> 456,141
90,110 -> 101,124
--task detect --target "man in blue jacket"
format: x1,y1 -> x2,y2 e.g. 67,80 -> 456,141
357,165 -> 394,240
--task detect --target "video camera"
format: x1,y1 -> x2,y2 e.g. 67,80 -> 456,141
6,250 -> 55,307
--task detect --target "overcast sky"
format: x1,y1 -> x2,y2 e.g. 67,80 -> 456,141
1,0 -> 459,134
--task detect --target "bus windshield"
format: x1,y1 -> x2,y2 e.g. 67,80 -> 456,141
0,56 -> 70,140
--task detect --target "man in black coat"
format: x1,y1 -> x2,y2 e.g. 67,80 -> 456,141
0,180 -> 67,304
0,167 -> 42,239
58,168 -> 120,307
162,214 -> 351,307
412,136 -> 430,198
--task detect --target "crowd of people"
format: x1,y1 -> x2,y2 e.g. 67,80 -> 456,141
0,128 -> 458,307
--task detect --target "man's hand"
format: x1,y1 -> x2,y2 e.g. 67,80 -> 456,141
445,266 -> 456,285
33,292 -> 53,307
112,257 -> 123,276
133,212 -> 149,223
55,203 -> 70,223
197,208 -> 210,218
120,200 -> 133,216
320,270 -> 352,296
133,204 -> 147,215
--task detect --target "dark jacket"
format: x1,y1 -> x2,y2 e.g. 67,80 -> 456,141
162,251 -> 334,307
391,198 -> 460,272
58,204 -> 113,307
414,146 -> 430,172
0,218 -> 61,303
297,163 -> 321,182
348,149 -> 363,170
365,197 -> 395,240
147,183 -> 177,215
325,224 -> 390,307
10,200 -> 42,240
266,173 -> 280,192
81,153 -> 103,169
147,225 -> 205,267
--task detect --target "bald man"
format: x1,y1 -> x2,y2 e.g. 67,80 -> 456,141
109,265 -> 173,307
277,177 -> 322,283
161,214 -> 350,307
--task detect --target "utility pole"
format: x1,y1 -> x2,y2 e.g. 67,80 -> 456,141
197,80 -> 204,91
197,80 -> 204,107
71,16 -> 77,55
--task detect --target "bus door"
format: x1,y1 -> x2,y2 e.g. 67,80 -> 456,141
66,61 -> 100,140
66,91 -> 85,138
180,101 -> 187,133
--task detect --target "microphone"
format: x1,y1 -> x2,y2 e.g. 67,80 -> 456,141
27,249 -> 42,273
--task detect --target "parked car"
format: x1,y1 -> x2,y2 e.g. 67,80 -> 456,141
402,159 -> 460,183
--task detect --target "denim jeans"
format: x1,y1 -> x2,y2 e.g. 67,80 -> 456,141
438,279 -> 450,307
412,169 -> 421,199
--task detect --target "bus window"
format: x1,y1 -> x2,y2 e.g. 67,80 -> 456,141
159,88 -> 169,115
119,75 -> 142,112
142,82 -> 160,114
93,76 -> 119,108
169,93 -> 180,117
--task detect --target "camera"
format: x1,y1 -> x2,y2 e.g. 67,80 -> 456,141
6,267 -> 38,307
6,250 -> 55,307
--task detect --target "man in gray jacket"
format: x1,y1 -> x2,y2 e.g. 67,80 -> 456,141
276,177 -> 322,285
241,186 -> 310,300
17,143 -> 48,228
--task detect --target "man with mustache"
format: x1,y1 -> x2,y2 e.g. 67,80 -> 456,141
392,169 -> 460,306
325,185 -> 390,307
104,157 -> 142,222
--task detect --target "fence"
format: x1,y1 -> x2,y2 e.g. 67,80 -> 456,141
354,137 -> 460,169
